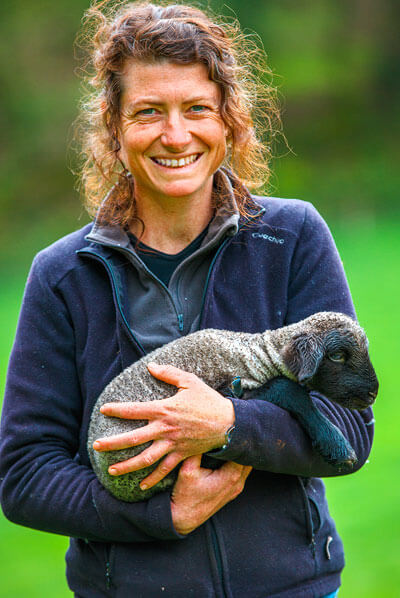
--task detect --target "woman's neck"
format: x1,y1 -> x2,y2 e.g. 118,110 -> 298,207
129,184 -> 214,254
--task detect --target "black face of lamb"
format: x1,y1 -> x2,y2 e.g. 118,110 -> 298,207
284,328 -> 379,410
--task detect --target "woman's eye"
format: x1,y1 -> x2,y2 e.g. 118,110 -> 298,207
137,108 -> 157,116
189,105 -> 208,113
328,352 -> 346,363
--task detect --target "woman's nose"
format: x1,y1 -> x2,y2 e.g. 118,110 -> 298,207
160,113 -> 191,149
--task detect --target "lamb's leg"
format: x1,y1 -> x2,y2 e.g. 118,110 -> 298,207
246,377 -> 357,467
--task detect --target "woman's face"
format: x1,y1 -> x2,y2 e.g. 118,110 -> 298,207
118,60 -> 228,207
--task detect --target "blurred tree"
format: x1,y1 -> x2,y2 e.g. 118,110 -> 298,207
0,0 -> 398,266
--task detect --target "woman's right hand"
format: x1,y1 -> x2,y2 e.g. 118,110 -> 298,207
170,455 -> 252,535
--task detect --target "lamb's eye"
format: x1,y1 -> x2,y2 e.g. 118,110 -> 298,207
328,351 -> 346,363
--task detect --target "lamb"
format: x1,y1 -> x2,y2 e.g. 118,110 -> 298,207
88,311 -> 378,502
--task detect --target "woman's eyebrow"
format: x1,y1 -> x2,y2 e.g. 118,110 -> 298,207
122,97 -> 161,112
183,96 -> 219,105
123,95 -> 219,111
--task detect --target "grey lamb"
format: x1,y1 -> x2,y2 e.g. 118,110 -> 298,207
88,311 -> 378,502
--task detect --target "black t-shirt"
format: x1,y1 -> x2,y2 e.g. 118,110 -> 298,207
128,225 -> 209,287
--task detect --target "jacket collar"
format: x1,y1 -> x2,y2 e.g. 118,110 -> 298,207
85,168 -> 243,250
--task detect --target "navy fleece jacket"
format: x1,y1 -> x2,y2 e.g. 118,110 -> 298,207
0,193 -> 374,598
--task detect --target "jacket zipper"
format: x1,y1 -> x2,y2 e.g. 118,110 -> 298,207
83,244 -> 185,333
199,208 -> 265,597
298,477 -> 316,560
104,544 -> 115,590
209,519 -> 227,597
205,519 -> 231,598
115,245 -> 185,332
76,249 -> 147,355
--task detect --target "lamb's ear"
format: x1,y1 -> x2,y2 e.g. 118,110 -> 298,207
282,332 -> 325,384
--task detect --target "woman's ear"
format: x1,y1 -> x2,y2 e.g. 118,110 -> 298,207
282,332 -> 325,384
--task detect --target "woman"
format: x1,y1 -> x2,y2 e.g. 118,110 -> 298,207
0,2 -> 374,597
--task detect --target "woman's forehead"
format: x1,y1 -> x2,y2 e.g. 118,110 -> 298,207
120,60 -> 221,106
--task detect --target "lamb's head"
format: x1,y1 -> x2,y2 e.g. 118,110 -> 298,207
281,312 -> 379,410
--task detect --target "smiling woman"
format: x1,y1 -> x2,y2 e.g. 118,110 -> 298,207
0,1 -> 374,597
117,61 -> 228,251
76,0 -> 278,230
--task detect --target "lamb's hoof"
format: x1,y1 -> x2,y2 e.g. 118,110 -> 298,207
347,447 -> 358,464
338,456 -> 358,468
326,448 -> 358,468
314,440 -> 358,468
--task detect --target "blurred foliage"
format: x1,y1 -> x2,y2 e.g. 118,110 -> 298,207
0,1 -> 399,596
0,0 -> 399,267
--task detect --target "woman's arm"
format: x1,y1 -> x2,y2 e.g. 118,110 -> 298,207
208,391 -> 374,478
0,255 -> 183,543
209,202 -> 374,476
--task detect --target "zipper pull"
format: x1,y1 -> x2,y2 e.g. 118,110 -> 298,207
325,535 -> 333,560
178,313 -> 184,331
310,537 -> 316,558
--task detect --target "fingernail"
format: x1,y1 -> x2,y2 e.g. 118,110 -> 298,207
93,441 -> 101,450
140,483 -> 148,490
109,467 -> 117,475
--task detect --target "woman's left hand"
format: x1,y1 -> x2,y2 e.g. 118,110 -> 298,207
92,362 -> 235,490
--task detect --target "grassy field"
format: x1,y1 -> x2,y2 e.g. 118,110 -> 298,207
0,217 -> 399,597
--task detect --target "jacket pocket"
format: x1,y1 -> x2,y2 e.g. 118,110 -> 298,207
297,477 -> 319,559
66,537 -> 116,597
104,543 -> 116,591
301,477 -> 345,576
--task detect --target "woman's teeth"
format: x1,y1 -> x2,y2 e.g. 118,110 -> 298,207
152,154 -> 200,168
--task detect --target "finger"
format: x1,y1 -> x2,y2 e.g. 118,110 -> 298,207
93,421 -> 161,452
180,454 -> 203,472
215,461 -> 252,483
215,462 -> 252,500
234,465 -> 252,497
147,362 -> 197,389
174,454 -> 205,485
241,465 -> 253,481
140,452 -> 183,490
220,460 -> 248,472
108,440 -> 171,476
100,401 -> 165,419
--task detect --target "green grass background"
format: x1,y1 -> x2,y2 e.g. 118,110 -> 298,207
0,217 -> 399,597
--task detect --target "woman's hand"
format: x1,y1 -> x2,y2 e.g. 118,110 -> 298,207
93,363 -> 235,490
170,455 -> 252,535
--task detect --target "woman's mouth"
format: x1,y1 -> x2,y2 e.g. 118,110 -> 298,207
151,153 -> 202,168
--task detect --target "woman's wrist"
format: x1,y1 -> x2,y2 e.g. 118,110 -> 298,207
213,396 -> 235,449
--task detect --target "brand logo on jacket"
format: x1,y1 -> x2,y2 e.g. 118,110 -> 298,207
252,232 -> 285,244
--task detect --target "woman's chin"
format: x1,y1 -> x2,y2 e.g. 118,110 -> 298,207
144,176 -> 214,203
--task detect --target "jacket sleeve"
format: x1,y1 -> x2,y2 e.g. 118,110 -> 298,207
0,254 -> 183,543
210,202 -> 374,477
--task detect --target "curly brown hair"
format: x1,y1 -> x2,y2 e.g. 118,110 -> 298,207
74,0 -> 281,226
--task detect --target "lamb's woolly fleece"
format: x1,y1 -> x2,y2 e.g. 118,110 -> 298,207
88,311 -> 364,501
